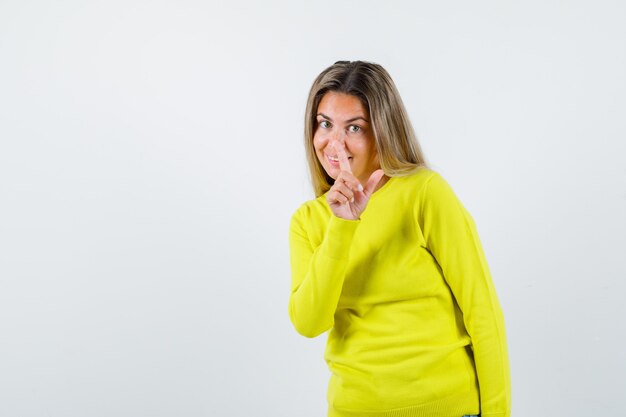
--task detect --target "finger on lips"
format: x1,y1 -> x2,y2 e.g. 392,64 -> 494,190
335,143 -> 352,174
330,143 -> 363,203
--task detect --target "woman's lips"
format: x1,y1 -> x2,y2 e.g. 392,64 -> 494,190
327,154 -> 352,166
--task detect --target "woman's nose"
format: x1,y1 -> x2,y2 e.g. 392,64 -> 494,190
328,138 -> 345,153
329,130 -> 346,148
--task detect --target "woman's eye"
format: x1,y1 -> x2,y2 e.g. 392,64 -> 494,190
349,125 -> 361,133
319,120 -> 330,128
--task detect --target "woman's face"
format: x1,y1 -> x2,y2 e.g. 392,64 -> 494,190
313,91 -> 379,186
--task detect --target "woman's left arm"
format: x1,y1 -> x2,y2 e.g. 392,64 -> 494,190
418,172 -> 511,417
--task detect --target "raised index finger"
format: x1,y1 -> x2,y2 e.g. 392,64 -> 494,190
333,142 -> 352,174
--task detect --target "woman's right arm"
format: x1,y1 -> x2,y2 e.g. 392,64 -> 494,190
288,206 -> 360,338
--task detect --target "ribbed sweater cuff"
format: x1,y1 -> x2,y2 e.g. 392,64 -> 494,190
323,215 -> 360,260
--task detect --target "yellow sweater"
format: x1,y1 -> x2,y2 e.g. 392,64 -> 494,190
288,168 -> 511,417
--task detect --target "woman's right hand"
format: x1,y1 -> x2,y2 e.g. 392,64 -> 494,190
326,142 -> 386,221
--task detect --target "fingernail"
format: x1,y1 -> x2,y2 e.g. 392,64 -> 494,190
358,184 -> 364,192
351,197 -> 354,203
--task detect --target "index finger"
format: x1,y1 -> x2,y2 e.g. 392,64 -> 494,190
333,142 -> 352,174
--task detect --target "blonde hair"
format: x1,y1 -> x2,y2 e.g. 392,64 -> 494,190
304,60 -> 431,197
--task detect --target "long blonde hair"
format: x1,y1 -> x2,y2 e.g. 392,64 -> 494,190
304,60 -> 430,197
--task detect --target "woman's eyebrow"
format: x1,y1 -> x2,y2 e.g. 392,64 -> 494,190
317,113 -> 369,123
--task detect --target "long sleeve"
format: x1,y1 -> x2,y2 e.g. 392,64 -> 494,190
288,205 -> 360,338
418,173 -> 511,417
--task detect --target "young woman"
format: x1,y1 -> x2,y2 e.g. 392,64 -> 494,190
288,60 -> 511,417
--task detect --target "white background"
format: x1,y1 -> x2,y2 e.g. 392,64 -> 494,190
1,0 -> 624,416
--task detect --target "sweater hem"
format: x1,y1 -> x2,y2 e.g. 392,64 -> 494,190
328,389 -> 479,417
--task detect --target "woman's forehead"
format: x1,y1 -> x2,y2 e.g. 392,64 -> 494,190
317,92 -> 369,120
